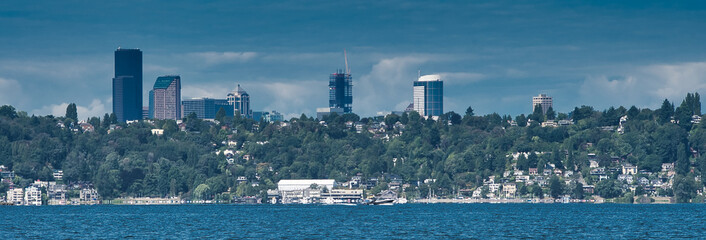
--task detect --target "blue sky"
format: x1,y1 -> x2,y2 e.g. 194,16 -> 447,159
1,1 -> 706,120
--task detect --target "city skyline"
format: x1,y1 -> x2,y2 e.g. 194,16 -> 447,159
2,1 -> 706,120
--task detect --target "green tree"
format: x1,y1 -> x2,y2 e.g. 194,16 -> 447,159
545,107 -> 556,120
549,175 -> 563,198
215,107 -> 226,123
572,182 -> 584,199
673,175 -> 697,203
657,99 -> 674,124
194,184 -> 212,200
595,179 -> 622,198
65,103 -> 78,123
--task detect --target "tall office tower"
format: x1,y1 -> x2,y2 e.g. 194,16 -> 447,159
113,48 -> 143,122
532,93 -> 553,114
149,76 -> 181,120
227,84 -> 251,118
329,70 -> 353,113
413,75 -> 443,117
182,98 -> 233,119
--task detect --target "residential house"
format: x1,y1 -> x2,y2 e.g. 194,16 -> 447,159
150,129 -> 164,135
617,174 -> 634,183
638,177 -> 650,186
516,175 -> 530,183
583,185 -> 595,194
661,163 -> 674,172
488,183 -> 501,193
502,183 -> 516,197
589,160 -> 600,169
529,168 -> 538,175
53,170 -> 63,181
79,123 -> 95,133
622,163 -> 638,175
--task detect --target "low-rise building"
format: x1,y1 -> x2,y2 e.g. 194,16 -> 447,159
48,184 -> 67,205
6,188 -> 24,205
80,188 -> 100,205
24,186 -> 42,206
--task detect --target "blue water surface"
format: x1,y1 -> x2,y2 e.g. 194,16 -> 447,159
1,204 -> 705,239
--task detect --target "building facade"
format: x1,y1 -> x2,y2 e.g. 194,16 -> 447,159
113,48 -> 143,122
413,75 -> 443,117
182,98 -> 233,119
227,84 -> 251,118
532,93 -> 553,114
329,70 -> 352,113
149,75 -> 181,120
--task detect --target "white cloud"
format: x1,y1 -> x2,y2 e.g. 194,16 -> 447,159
435,72 -> 485,85
0,77 -> 24,107
580,61 -> 706,109
355,56 -> 430,116
32,99 -> 109,120
181,84 -> 231,99
258,80 -> 323,116
187,51 -> 257,65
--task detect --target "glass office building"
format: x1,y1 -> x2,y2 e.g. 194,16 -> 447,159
413,75 -> 443,117
113,48 -> 143,122
182,98 -> 233,119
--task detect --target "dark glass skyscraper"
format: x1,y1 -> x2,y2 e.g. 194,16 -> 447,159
413,75 -> 443,117
113,48 -> 143,122
329,70 -> 352,113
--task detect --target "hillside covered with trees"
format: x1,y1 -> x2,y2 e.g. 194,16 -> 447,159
1,93 -> 705,203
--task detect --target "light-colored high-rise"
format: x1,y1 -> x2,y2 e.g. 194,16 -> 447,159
227,84 -> 251,118
413,75 -> 443,117
532,93 -> 553,114
148,76 -> 181,120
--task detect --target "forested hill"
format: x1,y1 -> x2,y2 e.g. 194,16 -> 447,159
0,93 -> 705,202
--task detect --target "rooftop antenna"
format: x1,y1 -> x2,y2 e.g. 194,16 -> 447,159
344,49 -> 350,75
418,69 -> 421,79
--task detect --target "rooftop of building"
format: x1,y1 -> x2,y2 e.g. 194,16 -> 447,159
153,76 -> 180,89
418,74 -> 442,82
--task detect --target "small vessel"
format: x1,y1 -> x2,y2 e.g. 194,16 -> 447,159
364,198 -> 394,205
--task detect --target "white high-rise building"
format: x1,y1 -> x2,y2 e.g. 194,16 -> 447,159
227,84 -> 251,118
413,75 -> 443,117
532,93 -> 553,114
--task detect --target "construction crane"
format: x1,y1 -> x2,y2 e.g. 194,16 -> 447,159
344,49 -> 350,75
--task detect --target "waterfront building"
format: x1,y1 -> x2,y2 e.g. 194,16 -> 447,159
227,84 -> 251,118
329,70 -> 353,113
532,93 -> 553,114
113,48 -> 143,122
6,188 -> 23,205
277,179 -> 336,191
182,98 -> 233,119
413,75 -> 443,117
24,186 -> 41,206
48,184 -> 67,205
149,76 -> 181,120
80,188 -> 100,205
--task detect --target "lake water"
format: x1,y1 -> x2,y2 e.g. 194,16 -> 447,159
1,204 -> 705,239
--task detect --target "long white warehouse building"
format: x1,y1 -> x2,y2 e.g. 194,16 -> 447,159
277,179 -> 336,191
